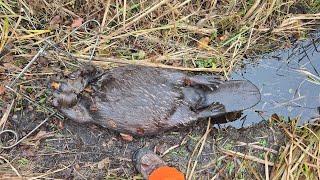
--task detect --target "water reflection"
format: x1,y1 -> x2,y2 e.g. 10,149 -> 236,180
222,35 -> 320,128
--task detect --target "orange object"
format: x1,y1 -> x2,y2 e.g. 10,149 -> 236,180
149,166 -> 185,180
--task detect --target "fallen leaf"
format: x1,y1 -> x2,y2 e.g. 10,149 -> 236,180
120,133 -> 133,142
284,42 -> 292,49
183,78 -> 192,86
270,113 -> 280,122
51,118 -> 64,129
51,82 -> 60,90
58,120 -> 64,129
197,37 -> 210,49
218,34 -> 229,41
71,17 -> 84,28
0,86 -> 5,95
84,86 -> 93,93
49,15 -> 62,27
155,143 -> 167,154
107,120 -> 117,128
97,158 -> 110,169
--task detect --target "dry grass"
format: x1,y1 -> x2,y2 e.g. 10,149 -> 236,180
271,120 -> 320,180
0,0 -> 319,76
0,0 -> 320,179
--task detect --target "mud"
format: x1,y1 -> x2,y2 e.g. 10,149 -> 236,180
1,108 -> 286,179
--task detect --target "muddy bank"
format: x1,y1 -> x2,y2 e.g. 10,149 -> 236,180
1,109 -> 286,179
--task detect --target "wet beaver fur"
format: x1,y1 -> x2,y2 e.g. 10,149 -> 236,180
52,65 -> 261,136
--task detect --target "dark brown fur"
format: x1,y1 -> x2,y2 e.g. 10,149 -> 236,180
53,65 -> 261,136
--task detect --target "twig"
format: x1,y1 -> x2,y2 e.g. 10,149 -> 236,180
161,134 -> 189,157
101,0 -> 111,29
265,152 -> 270,180
160,144 -> 180,157
0,156 -> 21,178
0,99 -> 15,130
30,164 -> 72,179
187,119 -> 211,179
8,44 -> 48,87
221,149 -> 275,166
243,0 -> 261,19
5,86 -> 63,118
236,141 -> 278,154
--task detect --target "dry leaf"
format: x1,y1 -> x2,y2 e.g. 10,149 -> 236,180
84,86 -> 93,93
218,34 -> 229,41
270,113 -> 280,122
71,17 -> 84,28
120,133 -> 133,142
51,118 -> 64,130
74,163 -> 80,170
0,86 -> 5,95
57,120 -> 64,129
155,143 -> 167,154
51,82 -> 60,90
197,37 -> 210,49
97,158 -> 109,169
49,15 -> 62,27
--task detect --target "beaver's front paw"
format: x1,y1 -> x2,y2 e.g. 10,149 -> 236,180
51,82 -> 78,108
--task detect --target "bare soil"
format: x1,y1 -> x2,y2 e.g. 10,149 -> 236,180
1,107 -> 287,179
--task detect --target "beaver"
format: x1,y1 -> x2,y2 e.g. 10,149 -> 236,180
52,65 -> 261,136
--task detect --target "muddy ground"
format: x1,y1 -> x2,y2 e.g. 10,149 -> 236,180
0,105 -> 287,179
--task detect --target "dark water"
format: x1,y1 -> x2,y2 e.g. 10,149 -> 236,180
221,35 -> 320,128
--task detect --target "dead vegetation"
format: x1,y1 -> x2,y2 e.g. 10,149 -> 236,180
0,0 -> 320,179
1,0 -> 319,74
271,120 -> 320,179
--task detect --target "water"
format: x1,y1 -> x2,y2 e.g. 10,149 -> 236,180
221,35 -> 320,128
